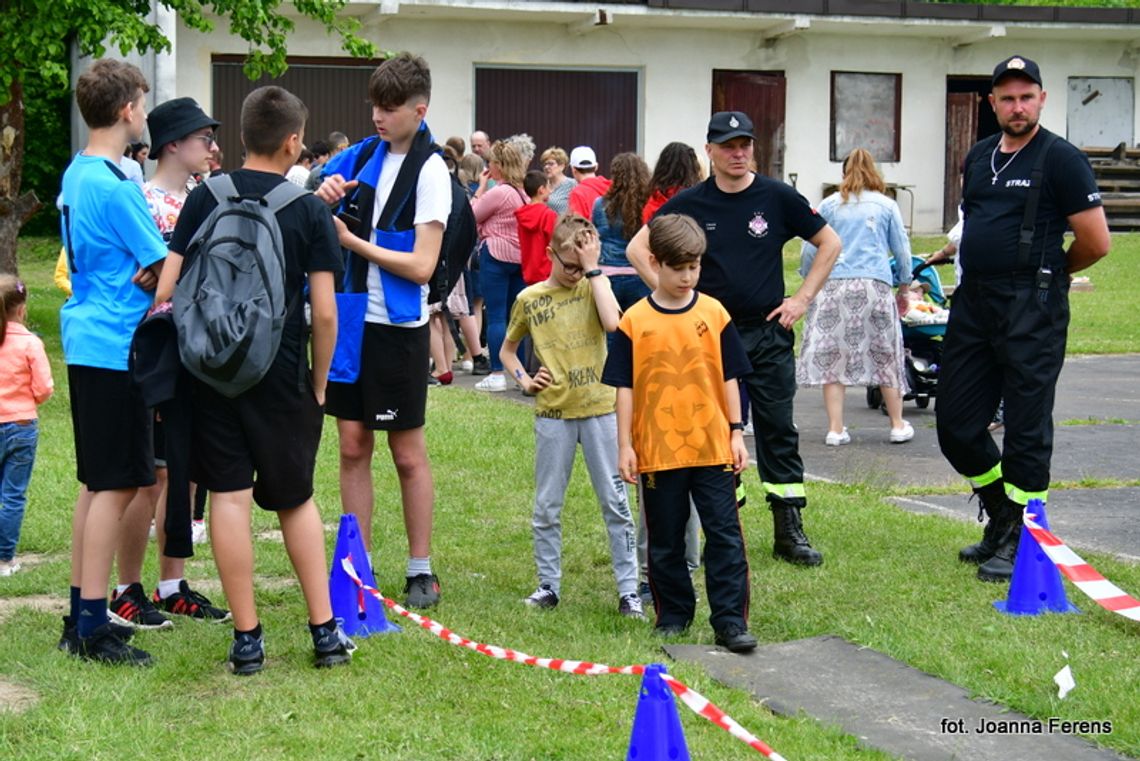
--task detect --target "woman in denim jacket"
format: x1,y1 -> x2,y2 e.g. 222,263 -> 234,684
592,153 -> 651,327
799,148 -> 914,445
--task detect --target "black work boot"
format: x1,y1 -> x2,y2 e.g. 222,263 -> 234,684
958,482 -> 1008,564
976,500 -> 1024,583
770,502 -> 823,566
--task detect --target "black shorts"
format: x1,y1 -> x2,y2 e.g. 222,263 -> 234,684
190,364 -> 323,511
68,365 -> 155,491
325,322 -> 429,431
153,416 -> 166,468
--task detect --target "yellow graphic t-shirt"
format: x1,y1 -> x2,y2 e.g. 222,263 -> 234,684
606,293 -> 749,473
505,278 -> 614,420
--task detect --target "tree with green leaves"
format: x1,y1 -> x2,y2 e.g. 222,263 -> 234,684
0,0 -> 376,274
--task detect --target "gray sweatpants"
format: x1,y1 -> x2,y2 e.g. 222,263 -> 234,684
533,414 -> 638,597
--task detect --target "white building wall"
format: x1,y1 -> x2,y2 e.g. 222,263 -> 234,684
946,39 -> 1140,149
171,12 -> 1139,234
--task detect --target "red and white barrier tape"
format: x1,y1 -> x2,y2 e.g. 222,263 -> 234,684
341,558 -> 786,760
658,672 -> 788,761
1024,515 -> 1140,622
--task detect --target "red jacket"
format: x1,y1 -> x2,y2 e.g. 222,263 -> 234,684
568,176 -> 612,219
641,187 -> 684,225
515,202 -> 558,284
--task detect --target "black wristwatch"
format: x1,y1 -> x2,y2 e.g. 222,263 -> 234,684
584,269 -> 603,279
729,421 -> 745,431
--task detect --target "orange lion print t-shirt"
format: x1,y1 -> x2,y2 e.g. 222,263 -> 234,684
602,292 -> 751,473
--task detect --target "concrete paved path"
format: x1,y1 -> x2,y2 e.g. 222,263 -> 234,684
793,354 -> 1140,490
789,354 -> 1140,559
666,637 -> 1132,761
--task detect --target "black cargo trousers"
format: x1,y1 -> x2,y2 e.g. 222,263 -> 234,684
936,272 -> 1069,504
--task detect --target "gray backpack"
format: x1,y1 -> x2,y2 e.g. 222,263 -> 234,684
174,175 -> 307,397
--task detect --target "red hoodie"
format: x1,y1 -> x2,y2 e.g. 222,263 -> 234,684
568,176 -> 612,219
641,186 -> 684,225
515,202 -> 559,285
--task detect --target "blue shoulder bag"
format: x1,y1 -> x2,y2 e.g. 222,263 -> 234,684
329,136 -> 426,384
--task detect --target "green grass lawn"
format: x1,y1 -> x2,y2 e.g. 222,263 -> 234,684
2,236 -> 1138,760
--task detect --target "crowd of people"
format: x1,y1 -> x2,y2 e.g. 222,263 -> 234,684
0,51 -> 1109,675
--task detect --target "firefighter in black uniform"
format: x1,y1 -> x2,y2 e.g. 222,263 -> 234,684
937,55 -> 1110,582
626,112 -> 842,567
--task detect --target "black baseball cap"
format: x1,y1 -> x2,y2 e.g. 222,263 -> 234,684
147,98 -> 220,159
707,111 -> 754,144
992,55 -> 1042,88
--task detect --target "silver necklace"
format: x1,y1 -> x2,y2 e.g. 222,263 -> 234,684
990,142 -> 1024,185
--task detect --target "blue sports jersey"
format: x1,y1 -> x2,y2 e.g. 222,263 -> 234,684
60,153 -> 167,370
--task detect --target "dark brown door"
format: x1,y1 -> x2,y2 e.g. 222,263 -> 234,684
475,68 -> 639,172
211,56 -> 383,173
944,91 -> 979,230
712,70 -> 786,180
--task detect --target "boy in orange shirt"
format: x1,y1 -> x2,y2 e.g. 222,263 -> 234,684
602,213 -> 756,652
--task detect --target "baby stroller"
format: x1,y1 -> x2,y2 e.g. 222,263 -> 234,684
867,255 -> 949,411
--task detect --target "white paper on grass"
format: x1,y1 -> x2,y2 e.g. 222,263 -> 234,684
1054,651 -> 1076,700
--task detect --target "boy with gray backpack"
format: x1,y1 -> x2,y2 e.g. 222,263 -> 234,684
156,85 -> 351,675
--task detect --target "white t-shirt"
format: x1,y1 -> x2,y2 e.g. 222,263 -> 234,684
121,156 -> 145,188
285,164 -> 310,187
365,152 -> 450,327
142,182 -> 185,242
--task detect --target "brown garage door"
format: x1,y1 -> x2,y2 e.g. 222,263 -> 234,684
211,55 -> 385,172
475,67 -> 639,172
712,70 -> 786,181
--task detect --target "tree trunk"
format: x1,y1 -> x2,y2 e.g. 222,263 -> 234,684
0,78 -> 43,275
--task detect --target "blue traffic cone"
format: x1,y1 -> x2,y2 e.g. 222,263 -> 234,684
329,514 -> 401,636
995,499 -> 1079,616
627,664 -> 690,761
